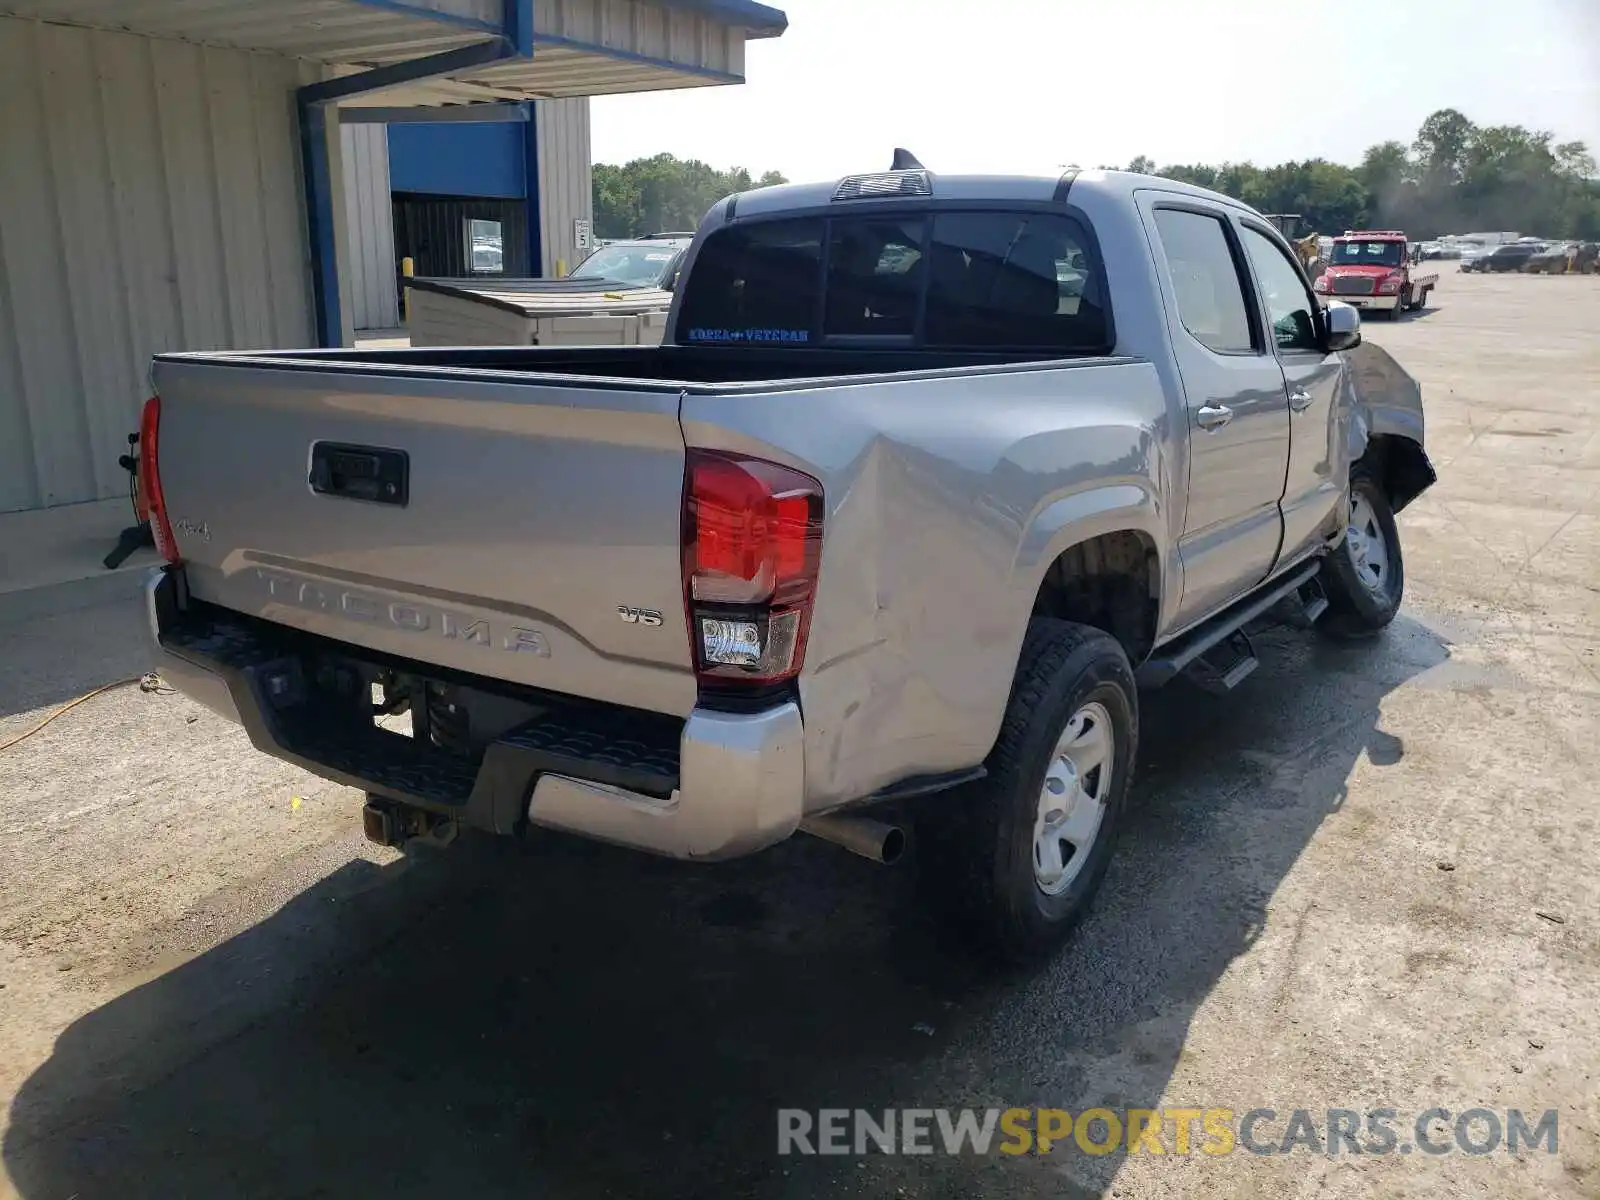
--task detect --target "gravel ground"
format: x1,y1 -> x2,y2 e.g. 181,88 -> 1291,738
1,270 -> 1596,1198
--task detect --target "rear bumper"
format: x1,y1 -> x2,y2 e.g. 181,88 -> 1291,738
145,567 -> 804,860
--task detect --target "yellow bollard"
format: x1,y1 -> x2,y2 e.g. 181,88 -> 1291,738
401,256 -> 414,323
556,258 -> 566,279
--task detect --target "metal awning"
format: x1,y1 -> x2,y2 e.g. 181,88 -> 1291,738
0,0 -> 787,97
1,0 -> 788,349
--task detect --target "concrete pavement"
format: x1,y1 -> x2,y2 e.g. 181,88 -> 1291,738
1,270 -> 1595,1198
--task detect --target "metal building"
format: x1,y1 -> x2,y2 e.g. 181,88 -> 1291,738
0,0 -> 787,514
536,97 -> 596,276
338,94 -> 594,329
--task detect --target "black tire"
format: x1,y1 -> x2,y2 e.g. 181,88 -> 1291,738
916,620 -> 1137,964
1387,293 -> 1406,320
1319,469 -> 1404,634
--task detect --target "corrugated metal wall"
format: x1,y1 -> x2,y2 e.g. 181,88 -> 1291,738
340,123 -> 400,331
341,102 -> 591,325
535,98 -> 593,276
0,17 -> 318,513
391,195 -> 531,277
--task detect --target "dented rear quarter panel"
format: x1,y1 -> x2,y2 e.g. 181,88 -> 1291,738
681,358 -> 1172,812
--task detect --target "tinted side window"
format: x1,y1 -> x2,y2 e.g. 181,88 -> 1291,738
823,217 -> 926,336
925,213 -> 1109,350
676,218 -> 822,344
1240,226 -> 1319,352
1151,209 -> 1254,354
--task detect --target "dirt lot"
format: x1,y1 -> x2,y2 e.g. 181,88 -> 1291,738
1,270 -> 1596,1199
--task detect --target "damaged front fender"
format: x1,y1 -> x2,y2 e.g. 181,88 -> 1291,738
1344,340 -> 1438,512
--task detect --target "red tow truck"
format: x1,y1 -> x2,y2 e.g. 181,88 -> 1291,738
1312,230 -> 1437,320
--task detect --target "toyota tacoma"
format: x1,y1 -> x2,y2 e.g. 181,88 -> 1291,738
141,162 -> 1435,961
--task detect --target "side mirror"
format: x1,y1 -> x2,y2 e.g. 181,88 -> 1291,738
1323,300 -> 1361,352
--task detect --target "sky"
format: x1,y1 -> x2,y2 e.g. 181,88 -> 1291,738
591,0 -> 1600,180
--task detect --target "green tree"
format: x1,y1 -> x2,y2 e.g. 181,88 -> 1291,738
1156,111 -> 1595,240
1554,141 -> 1595,179
1155,160 -> 1368,232
1360,140 -> 1412,187
1359,139 -> 1415,227
600,112 -> 1598,246
1154,162 -> 1223,190
1413,107 -> 1474,189
593,162 -> 643,239
591,154 -> 788,238
1552,142 -> 1600,239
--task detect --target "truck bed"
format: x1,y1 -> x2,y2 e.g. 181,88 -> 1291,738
219,343 -> 1097,386
149,344 -> 1129,726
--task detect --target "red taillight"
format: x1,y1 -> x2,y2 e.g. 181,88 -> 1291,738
683,449 -> 823,686
139,395 -> 181,564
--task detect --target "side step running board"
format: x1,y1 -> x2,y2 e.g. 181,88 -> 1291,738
1270,575 -> 1329,630
1186,629 -> 1259,695
1137,561 -> 1320,689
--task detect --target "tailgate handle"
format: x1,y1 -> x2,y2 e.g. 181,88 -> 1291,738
309,442 -> 409,506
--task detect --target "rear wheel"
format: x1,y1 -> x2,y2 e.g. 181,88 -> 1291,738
916,620 -> 1137,964
1320,470 -> 1404,634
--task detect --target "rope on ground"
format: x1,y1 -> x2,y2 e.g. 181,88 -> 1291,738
0,673 -> 170,755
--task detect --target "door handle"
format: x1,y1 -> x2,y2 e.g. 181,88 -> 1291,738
309,442 -> 409,506
1289,388 -> 1314,412
1196,404 -> 1234,430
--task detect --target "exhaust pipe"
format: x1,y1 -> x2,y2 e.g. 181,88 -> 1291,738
800,814 -> 906,865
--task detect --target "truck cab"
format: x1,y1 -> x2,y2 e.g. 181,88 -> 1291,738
1313,230 -> 1437,318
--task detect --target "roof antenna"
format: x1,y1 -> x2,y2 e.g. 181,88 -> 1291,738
890,148 -> 925,171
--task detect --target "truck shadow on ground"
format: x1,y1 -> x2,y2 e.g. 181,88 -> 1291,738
5,615 -> 1449,1199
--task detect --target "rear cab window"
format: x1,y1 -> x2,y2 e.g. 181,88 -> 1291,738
825,217 -> 925,336
925,212 -> 1107,350
676,219 -> 823,345
676,209 -> 1111,353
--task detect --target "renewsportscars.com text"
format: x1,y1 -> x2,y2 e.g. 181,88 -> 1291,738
777,1107 -> 1559,1158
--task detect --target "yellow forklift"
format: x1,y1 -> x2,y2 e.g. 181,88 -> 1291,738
1263,213 -> 1326,280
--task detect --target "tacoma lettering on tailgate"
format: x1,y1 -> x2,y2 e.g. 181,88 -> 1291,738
253,567 -> 550,657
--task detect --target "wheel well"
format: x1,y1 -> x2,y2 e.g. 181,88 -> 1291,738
1031,531 -> 1159,665
1359,434 -> 1435,514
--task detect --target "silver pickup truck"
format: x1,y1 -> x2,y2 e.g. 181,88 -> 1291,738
142,163 -> 1434,961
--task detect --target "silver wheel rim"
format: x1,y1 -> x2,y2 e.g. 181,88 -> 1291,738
1346,493 -> 1389,594
1033,701 -> 1114,896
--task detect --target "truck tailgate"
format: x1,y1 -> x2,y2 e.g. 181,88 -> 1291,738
151,356 -> 697,718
